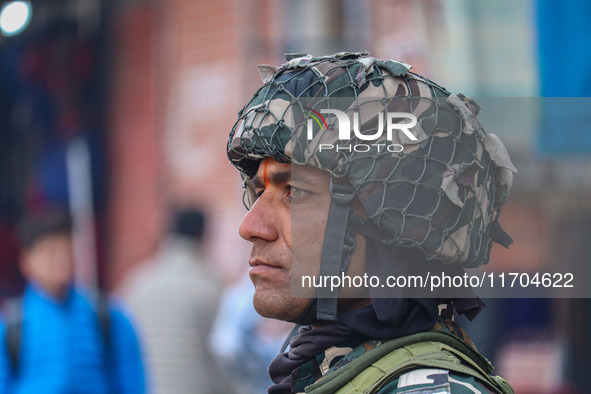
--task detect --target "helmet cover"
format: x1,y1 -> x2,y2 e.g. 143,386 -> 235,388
228,52 -> 516,267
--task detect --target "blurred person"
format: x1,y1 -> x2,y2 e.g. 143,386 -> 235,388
227,53 -> 516,393
119,209 -> 232,394
0,208 -> 146,393
210,272 -> 292,394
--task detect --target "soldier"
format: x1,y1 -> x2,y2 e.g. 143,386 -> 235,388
227,52 -> 516,393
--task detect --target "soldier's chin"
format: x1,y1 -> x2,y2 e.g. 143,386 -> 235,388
252,292 -> 311,322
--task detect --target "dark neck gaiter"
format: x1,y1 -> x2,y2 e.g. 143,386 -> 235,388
267,297 -> 439,394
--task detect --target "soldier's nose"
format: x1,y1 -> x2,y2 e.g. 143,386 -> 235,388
239,195 -> 278,243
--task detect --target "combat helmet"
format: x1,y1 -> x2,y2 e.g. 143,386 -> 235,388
228,52 -> 516,322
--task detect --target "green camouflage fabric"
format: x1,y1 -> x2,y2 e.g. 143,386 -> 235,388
317,315 -> 477,377
290,315 -> 500,394
227,52 -> 516,267
377,369 -> 496,394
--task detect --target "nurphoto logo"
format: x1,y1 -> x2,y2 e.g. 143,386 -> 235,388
304,107 -> 418,153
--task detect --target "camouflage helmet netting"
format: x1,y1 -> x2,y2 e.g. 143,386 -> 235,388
227,52 -> 516,268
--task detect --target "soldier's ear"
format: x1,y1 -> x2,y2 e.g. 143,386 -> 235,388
352,195 -> 368,219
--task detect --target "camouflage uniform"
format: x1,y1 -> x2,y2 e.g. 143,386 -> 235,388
290,315 -> 503,393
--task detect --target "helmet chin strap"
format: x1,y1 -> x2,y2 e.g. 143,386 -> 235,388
290,206 -> 365,326
292,178 -> 363,324
316,178 -> 355,321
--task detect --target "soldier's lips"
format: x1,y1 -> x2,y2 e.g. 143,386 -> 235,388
249,259 -> 283,273
249,265 -> 282,275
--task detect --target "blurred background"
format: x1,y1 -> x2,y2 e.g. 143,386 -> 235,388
0,0 -> 590,392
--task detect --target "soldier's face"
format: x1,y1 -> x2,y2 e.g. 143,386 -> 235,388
239,158 -> 368,321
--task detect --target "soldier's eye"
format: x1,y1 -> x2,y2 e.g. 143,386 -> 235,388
288,185 -> 308,200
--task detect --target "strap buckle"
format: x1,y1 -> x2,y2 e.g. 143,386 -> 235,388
329,178 -> 354,206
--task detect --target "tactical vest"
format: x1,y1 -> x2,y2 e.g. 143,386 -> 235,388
305,330 -> 513,394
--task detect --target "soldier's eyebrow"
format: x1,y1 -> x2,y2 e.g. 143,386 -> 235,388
291,167 -> 330,189
252,170 -> 291,189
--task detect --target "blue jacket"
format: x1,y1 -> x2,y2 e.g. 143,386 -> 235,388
0,284 -> 146,393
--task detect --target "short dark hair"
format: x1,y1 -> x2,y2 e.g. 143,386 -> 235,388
172,209 -> 206,241
18,208 -> 73,249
